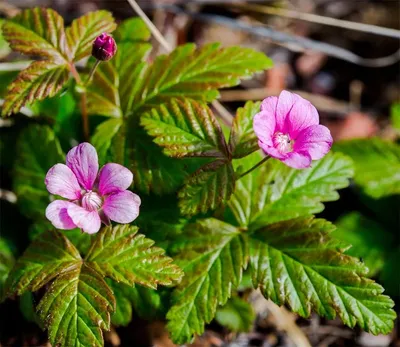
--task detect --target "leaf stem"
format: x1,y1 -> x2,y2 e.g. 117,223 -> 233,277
237,155 -> 270,179
70,64 -> 89,141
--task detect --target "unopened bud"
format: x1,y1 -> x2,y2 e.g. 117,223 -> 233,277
92,33 -> 117,61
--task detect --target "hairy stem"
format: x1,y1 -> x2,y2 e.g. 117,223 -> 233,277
237,155 -> 270,179
70,64 -> 89,141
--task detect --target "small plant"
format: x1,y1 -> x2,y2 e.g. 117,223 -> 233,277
0,6 -> 397,347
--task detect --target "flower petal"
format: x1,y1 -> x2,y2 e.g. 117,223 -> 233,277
45,200 -> 77,230
253,110 -> 276,147
283,96 -> 319,138
282,151 -> 312,169
103,191 -> 141,224
66,142 -> 98,190
275,90 -> 302,131
45,164 -> 82,200
294,124 -> 333,160
67,204 -> 101,234
98,163 -> 133,195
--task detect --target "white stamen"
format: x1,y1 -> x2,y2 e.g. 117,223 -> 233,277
81,191 -> 103,211
273,132 -> 294,154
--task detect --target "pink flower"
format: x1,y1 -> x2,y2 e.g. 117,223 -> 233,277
92,33 -> 117,61
253,90 -> 333,169
45,143 -> 141,234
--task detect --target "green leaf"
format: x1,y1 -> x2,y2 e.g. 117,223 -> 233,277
215,296 -> 255,332
131,43 -> 273,112
86,60 -> 122,118
109,280 -> 162,326
2,7 -> 68,62
13,125 -> 64,219
333,212 -> 391,276
125,124 -> 190,195
334,138 -> 400,199
5,230 -> 80,296
66,10 -> 116,62
250,217 -> 396,335
86,224 -> 183,289
141,98 -> 229,158
2,61 -> 69,116
113,17 -> 151,43
0,19 -> 11,58
228,152 -> 353,229
391,103 -> 400,132
229,101 -> 260,158
0,238 -> 15,298
178,160 -> 235,216
37,263 -> 115,347
167,218 -> 247,344
91,118 -> 123,164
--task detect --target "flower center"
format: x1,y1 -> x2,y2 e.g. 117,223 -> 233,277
273,132 -> 294,154
82,191 -> 103,211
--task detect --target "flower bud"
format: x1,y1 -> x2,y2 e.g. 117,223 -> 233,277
92,33 -> 117,61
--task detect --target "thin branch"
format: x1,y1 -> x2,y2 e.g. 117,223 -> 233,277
232,3 -> 400,39
125,0 -> 234,124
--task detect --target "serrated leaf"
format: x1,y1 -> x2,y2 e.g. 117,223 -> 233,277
167,218 -> 247,344
109,280 -> 162,326
229,152 -> 353,229
229,101 -> 260,158
37,263 -> 115,347
141,98 -> 229,158
2,61 -> 69,116
5,230 -> 80,296
66,10 -> 116,62
91,118 -> 123,164
215,296 -> 255,332
86,224 -> 183,289
2,7 -> 68,62
131,43 -> 273,112
334,138 -> 400,199
250,217 -> 396,335
13,125 -> 64,219
179,160 -> 235,216
333,212 -> 392,276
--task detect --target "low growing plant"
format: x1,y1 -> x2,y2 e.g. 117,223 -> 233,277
0,7 -> 397,347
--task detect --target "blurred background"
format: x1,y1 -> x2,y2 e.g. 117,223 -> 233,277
1,0 -> 399,346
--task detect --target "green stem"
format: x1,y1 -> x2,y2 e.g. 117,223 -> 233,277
237,156 -> 270,179
86,60 -> 101,86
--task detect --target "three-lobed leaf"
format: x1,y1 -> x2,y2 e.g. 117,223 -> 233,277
228,152 -> 353,229
66,10 -> 116,62
249,217 -> 396,335
167,218 -> 247,344
141,98 -> 229,158
334,138 -> 400,198
86,224 -> 183,289
178,160 -> 235,216
229,101 -> 261,158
